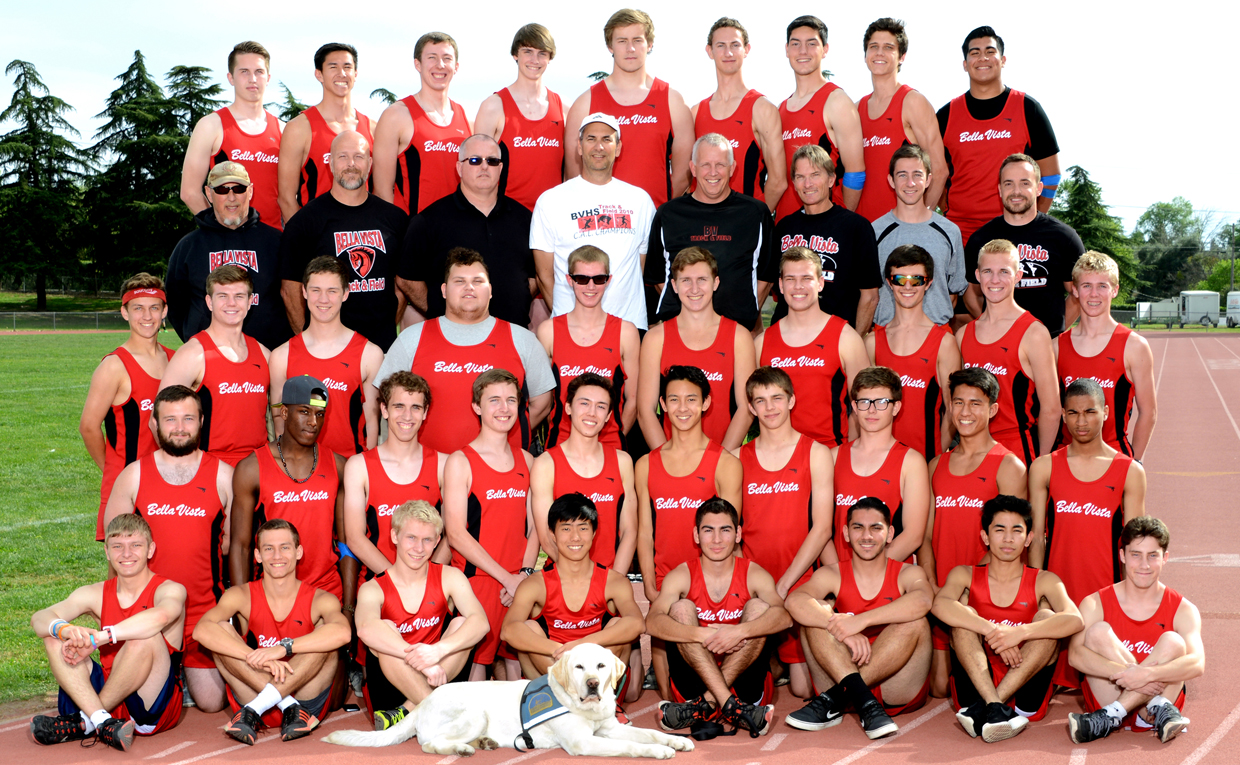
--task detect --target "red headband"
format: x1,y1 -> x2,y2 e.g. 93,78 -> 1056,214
122,288 -> 166,305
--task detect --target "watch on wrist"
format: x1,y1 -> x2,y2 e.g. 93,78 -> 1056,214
279,637 -> 294,658
519,567 -> 536,576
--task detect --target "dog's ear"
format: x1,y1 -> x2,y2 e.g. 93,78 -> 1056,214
611,654 -> 627,691
549,653 -> 573,693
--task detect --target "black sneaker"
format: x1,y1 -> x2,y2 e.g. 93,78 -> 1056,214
225,706 -> 263,745
1068,708 -> 1120,744
656,696 -> 714,732
94,718 -> 136,752
981,702 -> 1027,743
785,692 -> 844,731
1150,702 -> 1190,743
858,699 -> 898,740
720,695 -> 774,737
280,703 -> 320,742
955,700 -> 986,738
29,714 -> 88,746
642,666 -> 658,690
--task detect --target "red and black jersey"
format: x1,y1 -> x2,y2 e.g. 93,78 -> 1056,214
855,85 -> 913,222
452,446 -> 529,583
375,564 -> 450,644
100,575 -> 180,673
589,78 -> 675,207
834,557 -> 904,641
873,323 -> 951,460
212,107 -> 283,229
547,313 -> 625,451
739,435 -> 815,590
299,106 -> 373,207
244,579 -> 317,647
1098,583 -> 1183,663
776,83 -> 842,221
363,446 -> 441,579
930,444 -> 1011,586
648,441 -> 723,586
286,331 -> 369,455
194,331 -> 269,467
1045,448 -> 1132,604
968,564 -> 1040,676
537,561 -> 612,643
393,95 -> 470,214
496,88 -> 565,211
694,90 -> 766,201
760,316 -> 849,447
685,556 -> 751,627
833,441 -> 910,562
660,316 -> 738,444
253,444 -> 342,598
1057,325 -> 1136,455
941,90 -> 1031,245
960,312 -> 1040,464
548,445 -> 624,569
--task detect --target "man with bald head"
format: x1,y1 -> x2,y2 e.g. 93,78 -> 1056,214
397,134 -> 536,327
280,129 -> 408,350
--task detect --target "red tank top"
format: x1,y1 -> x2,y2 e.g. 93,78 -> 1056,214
942,90 -> 1031,243
376,564 -> 450,644
660,317 -> 738,444
100,575 -> 178,673
538,561 -> 612,642
363,446 -> 441,578
135,452 -> 227,627
394,95 -> 471,214
686,556 -> 751,626
1046,447 -> 1132,604
834,558 -> 904,641
969,564 -> 1040,674
1057,325 -> 1136,456
411,319 -> 529,455
777,83 -> 842,221
694,90 -> 766,201
833,441 -> 910,562
194,331 -> 269,466
497,88 -> 565,211
549,445 -> 624,569
299,106 -> 374,207
740,436 -> 815,589
245,579 -> 316,647
589,78 -> 675,206
213,107 -> 283,228
452,445 -> 530,582
1098,584 -> 1183,663
960,313 -> 1039,454
255,444 -> 343,598
873,323 -> 950,459
648,441 -> 724,586
855,85 -> 913,222
286,331 -> 369,455
930,443 -> 1011,586
547,313 -> 625,450
760,316 -> 849,447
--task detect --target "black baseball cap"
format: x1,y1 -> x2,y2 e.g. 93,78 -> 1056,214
282,376 -> 329,409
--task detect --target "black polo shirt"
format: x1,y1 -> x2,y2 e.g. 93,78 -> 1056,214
399,187 -> 535,327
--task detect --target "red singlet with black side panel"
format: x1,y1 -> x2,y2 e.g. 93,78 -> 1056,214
245,579 -> 316,645
740,435 -> 815,590
833,441 -> 910,562
547,313 -> 625,451
694,90 -> 766,201
98,344 -> 174,538
648,441 -> 723,587
286,331 -> 369,455
660,317 -> 737,444
776,83 -> 842,221
960,312 -> 1040,464
873,323 -> 951,460
452,446 -> 530,582
376,564 -> 450,644
1045,448 -> 1132,604
855,85 -> 912,222
941,90 -> 1031,245
686,556 -> 752,626
394,95 -> 471,214
930,444 -> 1011,586
213,107 -> 283,228
299,106 -> 373,207
589,79 -> 675,207
760,316 -> 849,447
193,331 -> 269,467
99,575 -> 183,729
253,444 -> 343,598
135,452 -> 227,669
548,445 -> 624,569
968,565 -> 1040,676
410,318 -> 529,455
497,88 -> 565,211
834,558 -> 904,641
537,561 -> 612,643
363,446 -> 441,579
1057,325 -> 1136,456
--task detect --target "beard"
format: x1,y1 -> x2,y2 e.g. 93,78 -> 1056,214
1002,195 -> 1033,215
157,429 -> 199,457
337,171 -> 366,190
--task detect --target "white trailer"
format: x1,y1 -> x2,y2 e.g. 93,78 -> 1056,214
1179,291 -> 1220,328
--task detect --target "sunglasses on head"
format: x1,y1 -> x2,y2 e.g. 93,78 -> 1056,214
462,156 -> 502,166
888,274 -> 928,287
211,183 -> 248,195
569,274 -> 611,285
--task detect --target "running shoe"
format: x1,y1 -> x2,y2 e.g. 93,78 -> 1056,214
858,698 -> 898,740
656,696 -> 715,731
720,695 -> 774,737
280,703 -> 320,742
225,706 -> 263,745
29,714 -> 87,746
955,700 -> 986,738
1068,708 -> 1120,744
981,702 -> 1027,743
348,665 -> 365,699
94,718 -> 135,752
1150,702 -> 1190,743
785,691 -> 844,731
642,665 -> 658,690
613,703 -> 631,726
373,706 -> 409,731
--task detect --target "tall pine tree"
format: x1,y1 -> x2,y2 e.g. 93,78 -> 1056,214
1051,165 -> 1145,300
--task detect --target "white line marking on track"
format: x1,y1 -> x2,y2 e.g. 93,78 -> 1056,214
1214,337 -> 1240,362
824,701 -> 949,765
436,757 -> 460,765
1069,747 -> 1087,765
0,721 -> 31,733
496,750 -> 551,765
628,701 -> 661,718
1190,339 -> 1240,444
145,740 -> 197,759
1179,698 -> 1240,765
1155,337 -> 1169,393
760,733 -> 787,751
0,513 -> 90,533
165,732 -> 276,765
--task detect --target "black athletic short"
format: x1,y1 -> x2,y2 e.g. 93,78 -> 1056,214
949,650 -> 1055,720
667,637 -> 772,705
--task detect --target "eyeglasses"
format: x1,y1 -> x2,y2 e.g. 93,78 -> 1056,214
853,397 -> 895,411
888,274 -> 928,287
569,274 -> 611,285
211,183 -> 249,195
462,156 -> 502,166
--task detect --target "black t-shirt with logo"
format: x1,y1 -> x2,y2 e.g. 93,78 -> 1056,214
766,205 -> 881,325
279,193 -> 408,350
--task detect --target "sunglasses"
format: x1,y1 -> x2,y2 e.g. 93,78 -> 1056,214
569,274 -> 611,285
888,274 -> 928,287
211,183 -> 249,195
462,156 -> 502,166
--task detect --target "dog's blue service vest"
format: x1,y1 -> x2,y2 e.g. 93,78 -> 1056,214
516,675 -> 571,750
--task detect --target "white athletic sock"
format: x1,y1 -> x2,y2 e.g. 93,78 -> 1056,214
1103,701 -> 1126,720
277,696 -> 297,711
245,683 -> 281,715
81,709 -> 109,734
1147,695 -> 1171,712
1014,705 -> 1036,718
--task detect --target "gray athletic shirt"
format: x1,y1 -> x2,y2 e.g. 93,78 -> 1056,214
872,211 -> 967,326
375,316 -> 555,396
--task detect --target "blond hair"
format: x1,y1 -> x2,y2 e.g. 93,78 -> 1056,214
779,246 -> 823,280
393,500 -> 444,537
979,238 -> 1020,270
605,9 -> 655,47
1072,250 -> 1120,287
568,244 -> 610,274
105,513 -> 153,544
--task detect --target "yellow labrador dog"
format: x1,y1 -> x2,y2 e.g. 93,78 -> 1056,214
325,643 -> 693,758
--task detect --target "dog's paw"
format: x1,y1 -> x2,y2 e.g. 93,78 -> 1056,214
475,737 -> 499,751
667,736 -> 694,752
454,744 -> 477,756
649,745 -> 677,759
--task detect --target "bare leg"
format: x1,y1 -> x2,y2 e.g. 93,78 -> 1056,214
669,599 -> 731,707
716,600 -> 769,694
872,619 -> 931,706
215,650 -> 330,701
517,620 -> 554,680
42,636 -> 109,717
652,639 -> 670,701
98,636 -> 170,711
930,649 -> 951,698
1082,623 -> 1187,714
789,662 -> 812,699
185,667 -> 227,713
802,626 -> 855,686
626,642 -> 644,703
800,629 -> 833,694
993,610 -> 1059,703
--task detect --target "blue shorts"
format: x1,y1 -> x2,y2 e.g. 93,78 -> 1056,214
59,656 -> 183,735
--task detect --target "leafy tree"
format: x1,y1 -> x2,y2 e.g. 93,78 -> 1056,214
274,82 -> 308,122
1132,197 -> 1211,297
370,88 -> 398,105
588,71 -> 608,82
165,65 -> 224,134
1049,165 -> 1144,299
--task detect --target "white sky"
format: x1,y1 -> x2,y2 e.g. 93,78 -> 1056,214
1,1 -> 1232,235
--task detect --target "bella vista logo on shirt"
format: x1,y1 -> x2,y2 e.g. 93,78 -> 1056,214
209,250 -> 259,271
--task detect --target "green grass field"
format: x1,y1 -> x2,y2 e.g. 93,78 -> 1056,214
0,291 -> 121,312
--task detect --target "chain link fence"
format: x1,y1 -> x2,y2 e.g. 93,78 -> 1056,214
2,312 -> 132,331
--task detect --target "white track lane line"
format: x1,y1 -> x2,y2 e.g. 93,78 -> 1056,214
1179,699 -> 1240,765
824,701 -> 950,765
1214,336 -> 1240,362
1155,337 -> 1169,393
145,740 -> 197,759
1190,339 -> 1240,444
495,750 -> 551,765
760,732 -> 787,751
1069,747 -> 1087,765
165,732 -> 276,765
628,701 -> 662,718
436,757 -> 460,765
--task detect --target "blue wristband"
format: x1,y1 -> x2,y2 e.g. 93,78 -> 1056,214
842,171 -> 865,190
1040,174 -> 1062,186
337,541 -> 357,561
1040,187 -> 1057,200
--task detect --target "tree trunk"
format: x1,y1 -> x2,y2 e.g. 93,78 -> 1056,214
36,271 -> 48,311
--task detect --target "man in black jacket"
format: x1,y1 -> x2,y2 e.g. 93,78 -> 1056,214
166,161 -> 290,349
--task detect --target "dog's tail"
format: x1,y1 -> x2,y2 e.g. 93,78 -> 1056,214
323,707 -> 418,747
